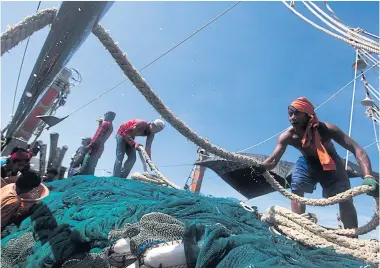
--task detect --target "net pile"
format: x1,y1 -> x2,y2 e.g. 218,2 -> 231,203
1,175 -> 370,267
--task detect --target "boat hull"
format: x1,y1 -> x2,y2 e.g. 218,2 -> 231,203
196,153 -> 378,199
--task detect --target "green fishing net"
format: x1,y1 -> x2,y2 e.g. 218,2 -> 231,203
1,175 -> 369,267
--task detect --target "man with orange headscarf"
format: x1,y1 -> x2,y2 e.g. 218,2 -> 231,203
260,97 -> 377,230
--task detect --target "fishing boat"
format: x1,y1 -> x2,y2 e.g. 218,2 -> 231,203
1,1 -> 379,268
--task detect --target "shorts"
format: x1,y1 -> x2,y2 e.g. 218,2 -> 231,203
291,156 -> 351,198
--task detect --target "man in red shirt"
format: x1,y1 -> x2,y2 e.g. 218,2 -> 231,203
81,111 -> 116,175
113,119 -> 165,178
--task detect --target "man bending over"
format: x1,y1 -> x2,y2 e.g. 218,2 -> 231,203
113,119 -> 165,178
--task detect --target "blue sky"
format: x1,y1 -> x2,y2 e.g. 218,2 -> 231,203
1,1 -> 379,239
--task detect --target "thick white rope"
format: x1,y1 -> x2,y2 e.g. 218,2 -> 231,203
138,150 -> 148,173
130,172 -> 166,186
236,64 -> 378,153
263,205 -> 379,266
345,50 -> 359,169
312,2 -> 379,47
281,1 -> 379,54
136,146 -> 180,189
305,2 -> 379,49
1,8 -> 57,56
2,8 -> 379,264
322,0 -> 379,44
91,24 -> 379,240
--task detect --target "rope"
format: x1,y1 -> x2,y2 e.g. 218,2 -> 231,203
2,6 -> 379,265
1,8 -> 57,56
345,50 -> 359,169
262,205 -> 379,266
236,63 -> 378,153
138,150 -> 148,172
91,25 -> 380,264
130,172 -> 166,186
92,23 -> 378,207
281,1 -> 380,54
136,146 -> 180,189
11,1 -> 42,116
360,50 -> 380,71
372,120 -> 380,151
63,1 -> 241,118
305,2 -> 379,49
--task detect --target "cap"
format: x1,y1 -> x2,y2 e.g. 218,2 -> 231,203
152,119 -> 165,131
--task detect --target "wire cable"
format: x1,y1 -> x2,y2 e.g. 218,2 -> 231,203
11,1 -> 42,116
236,63 -> 378,153
66,1 -> 241,117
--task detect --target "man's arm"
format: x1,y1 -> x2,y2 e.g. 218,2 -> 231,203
145,134 -> 155,159
122,122 -> 146,148
89,122 -> 111,149
1,195 -> 20,229
326,122 -> 373,176
261,131 -> 290,171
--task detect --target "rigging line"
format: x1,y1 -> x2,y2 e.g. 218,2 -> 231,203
345,49 -> 359,169
362,30 -> 380,40
359,49 -> 380,66
372,119 -> 380,151
347,141 -> 378,157
307,1 -> 378,48
366,85 -> 380,101
66,1 -> 242,117
322,3 -> 380,52
159,163 -> 194,168
10,1 -> 42,116
236,63 -> 378,153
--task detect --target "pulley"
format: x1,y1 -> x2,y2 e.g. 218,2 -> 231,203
361,95 -> 375,107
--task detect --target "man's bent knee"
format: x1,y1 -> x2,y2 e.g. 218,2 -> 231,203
291,190 -> 306,214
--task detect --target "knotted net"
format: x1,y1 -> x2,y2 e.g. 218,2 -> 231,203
1,175 -> 370,267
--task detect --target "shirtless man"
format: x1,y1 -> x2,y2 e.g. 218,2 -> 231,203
261,97 -> 377,229
113,119 -> 165,178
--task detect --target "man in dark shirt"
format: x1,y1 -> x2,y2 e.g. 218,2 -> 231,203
81,111 -> 116,175
113,119 -> 165,178
68,137 -> 92,177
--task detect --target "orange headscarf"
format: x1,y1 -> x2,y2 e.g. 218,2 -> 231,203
290,97 -> 336,171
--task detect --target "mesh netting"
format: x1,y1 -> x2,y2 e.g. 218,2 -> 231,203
1,175 -> 370,267
109,212 -> 185,256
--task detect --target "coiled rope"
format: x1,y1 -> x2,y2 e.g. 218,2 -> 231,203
1,6 -> 379,266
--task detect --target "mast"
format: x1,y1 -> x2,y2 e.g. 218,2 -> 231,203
189,148 -> 209,193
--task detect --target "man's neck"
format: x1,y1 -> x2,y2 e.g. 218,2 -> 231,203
293,125 -> 307,136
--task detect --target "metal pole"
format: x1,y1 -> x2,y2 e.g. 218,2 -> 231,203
6,1 -> 113,138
